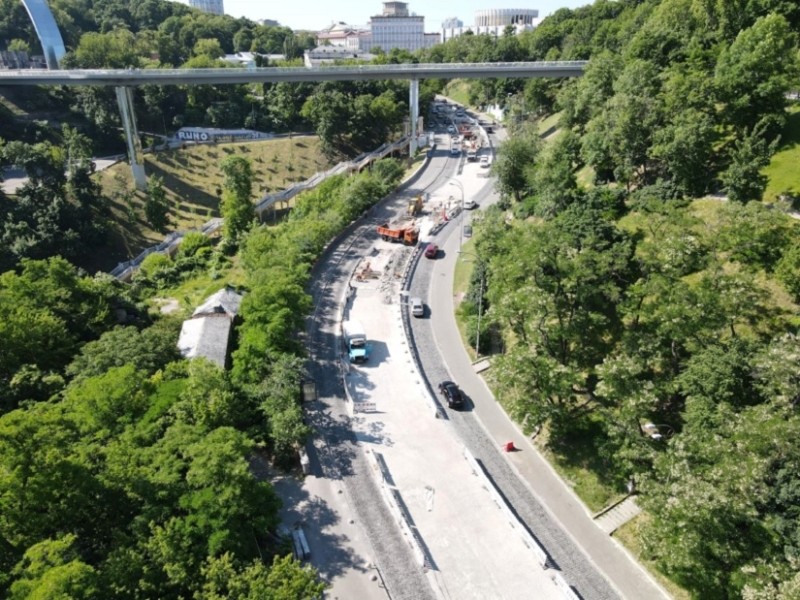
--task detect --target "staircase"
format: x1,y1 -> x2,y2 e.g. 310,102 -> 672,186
594,496 -> 642,535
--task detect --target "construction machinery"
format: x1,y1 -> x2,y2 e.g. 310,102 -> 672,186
407,195 -> 424,217
376,222 -> 419,245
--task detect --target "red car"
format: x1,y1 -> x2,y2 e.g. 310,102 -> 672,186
424,243 -> 438,259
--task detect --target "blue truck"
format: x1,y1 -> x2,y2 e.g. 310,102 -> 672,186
343,319 -> 370,363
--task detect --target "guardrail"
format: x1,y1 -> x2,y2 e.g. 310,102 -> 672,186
0,61 -> 588,87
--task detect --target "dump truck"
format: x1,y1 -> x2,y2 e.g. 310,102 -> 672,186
343,319 -> 369,363
377,222 -> 419,245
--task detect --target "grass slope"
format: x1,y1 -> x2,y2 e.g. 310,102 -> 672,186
90,136 -> 333,272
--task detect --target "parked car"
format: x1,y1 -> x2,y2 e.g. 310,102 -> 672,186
480,155 -> 490,168
447,125 -> 456,133
424,243 -> 439,259
410,296 -> 424,317
438,381 -> 464,409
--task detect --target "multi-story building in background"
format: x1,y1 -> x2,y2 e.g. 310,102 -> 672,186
442,8 -> 540,42
316,22 -> 370,49
367,2 -> 440,52
441,17 -> 464,30
188,0 -> 224,16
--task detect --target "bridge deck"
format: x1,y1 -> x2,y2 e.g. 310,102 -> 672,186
0,61 -> 587,86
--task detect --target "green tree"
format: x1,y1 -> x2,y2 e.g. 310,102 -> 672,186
714,13 -> 800,132
145,175 -> 171,231
9,535 -> 97,600
776,244 -> 800,301
530,130 -> 580,216
174,358 -> 251,430
641,402 -> 800,598
66,320 -> 182,384
7,39 -> 30,53
720,120 -> 780,202
492,124 -> 541,202
198,553 -> 325,600
220,156 -> 255,243
193,37 -> 224,58
488,204 -> 635,426
650,108 -> 716,196
63,29 -> 142,69
251,353 -> 310,459
716,196 -> 793,269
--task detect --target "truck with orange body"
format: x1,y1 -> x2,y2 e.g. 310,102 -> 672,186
377,222 -> 419,245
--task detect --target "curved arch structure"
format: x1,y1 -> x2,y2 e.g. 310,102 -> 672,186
20,0 -> 67,70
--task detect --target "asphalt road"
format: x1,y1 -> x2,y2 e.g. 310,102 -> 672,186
404,127 -> 670,599
298,143 -> 461,600
291,115 -> 669,599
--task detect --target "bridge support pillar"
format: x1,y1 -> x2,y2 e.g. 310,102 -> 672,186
114,85 -> 147,191
409,78 -> 419,156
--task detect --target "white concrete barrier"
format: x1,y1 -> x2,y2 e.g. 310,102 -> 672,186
552,573 -> 580,599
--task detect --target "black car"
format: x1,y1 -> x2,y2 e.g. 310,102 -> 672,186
438,381 -> 464,409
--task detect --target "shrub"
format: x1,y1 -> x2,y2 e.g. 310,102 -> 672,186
177,232 -> 212,259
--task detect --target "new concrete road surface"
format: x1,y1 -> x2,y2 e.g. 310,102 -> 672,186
342,238 -> 564,599
274,120 -> 671,599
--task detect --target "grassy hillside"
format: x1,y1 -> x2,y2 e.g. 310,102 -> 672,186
762,103 -> 800,203
442,80 -> 471,106
90,136 -> 333,271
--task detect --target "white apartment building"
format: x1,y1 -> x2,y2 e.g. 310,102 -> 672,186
442,8 -> 541,42
188,0 -> 224,16
368,2 -> 440,52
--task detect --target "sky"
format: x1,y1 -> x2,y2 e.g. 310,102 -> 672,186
192,1 -> 592,32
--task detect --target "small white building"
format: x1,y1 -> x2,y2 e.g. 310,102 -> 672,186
177,287 -> 243,368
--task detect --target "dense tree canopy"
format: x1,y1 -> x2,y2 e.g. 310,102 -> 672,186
2,1 -> 800,598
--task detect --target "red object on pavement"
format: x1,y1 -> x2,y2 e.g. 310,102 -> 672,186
504,441 -> 516,452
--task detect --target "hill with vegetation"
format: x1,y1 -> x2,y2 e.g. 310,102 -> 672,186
2,0 -> 800,597
0,155 -> 406,598
435,2 -> 800,598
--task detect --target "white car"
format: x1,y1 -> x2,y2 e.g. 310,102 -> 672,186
480,155 -> 490,168
410,297 -> 424,317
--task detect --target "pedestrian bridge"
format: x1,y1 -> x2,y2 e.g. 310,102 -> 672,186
0,61 -> 587,87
